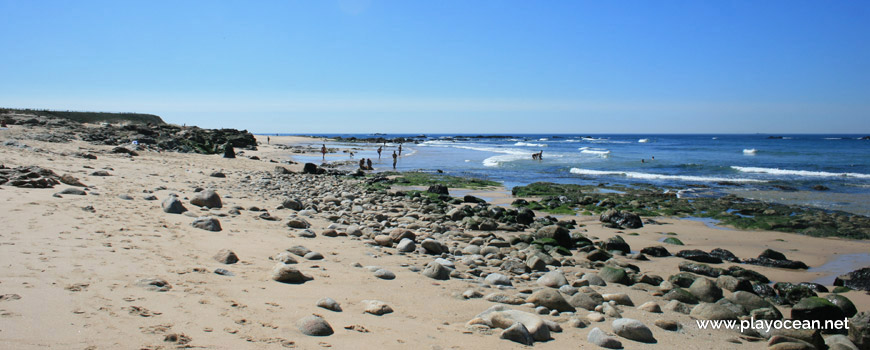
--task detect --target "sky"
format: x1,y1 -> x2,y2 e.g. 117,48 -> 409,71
0,0 -> 868,134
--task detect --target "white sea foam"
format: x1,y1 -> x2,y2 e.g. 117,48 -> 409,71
743,149 -> 757,155
483,154 -> 530,167
638,138 -> 649,143
731,166 -> 870,179
539,138 -> 548,141
569,168 -> 766,183
514,142 -> 547,147
579,148 -> 611,157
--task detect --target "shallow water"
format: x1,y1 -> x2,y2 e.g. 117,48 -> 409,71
809,253 -> 870,285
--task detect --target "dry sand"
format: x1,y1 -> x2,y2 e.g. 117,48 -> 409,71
1,129 -> 867,349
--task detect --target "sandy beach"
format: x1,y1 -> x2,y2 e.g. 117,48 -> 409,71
1,122 -> 869,350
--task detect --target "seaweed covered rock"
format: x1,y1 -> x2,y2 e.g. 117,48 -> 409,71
600,209 -> 643,229
743,249 -> 809,270
0,165 -> 61,188
676,250 -> 722,264
834,268 -> 870,291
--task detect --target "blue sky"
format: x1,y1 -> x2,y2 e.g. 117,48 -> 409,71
1,0 -> 868,133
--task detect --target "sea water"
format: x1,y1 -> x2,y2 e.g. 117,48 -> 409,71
282,134 -> 870,215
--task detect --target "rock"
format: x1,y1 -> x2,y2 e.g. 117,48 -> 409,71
421,239 -> 445,254
775,282 -> 818,305
362,300 -> 393,315
485,273 -> 512,287
717,275 -> 752,292
569,291 -> 604,311
472,306 -> 551,341
587,312 -> 605,323
463,289 -> 483,299
709,248 -> 740,262
59,174 -> 86,187
136,278 -> 172,292
117,194 -> 133,200
676,249 -> 722,264
827,294 -> 858,318
835,268 -> 870,291
599,266 -> 630,285
388,228 -> 415,242
688,278 -> 723,303
374,269 -> 396,280
209,171 -> 226,178
516,208 -> 535,225
602,303 -> 622,318
500,322 -> 534,345
426,184 -> 448,195
58,188 -> 87,195
727,265 -> 770,283
727,291 -> 780,317
534,225 -> 572,249
678,261 -> 724,278
587,327 -> 623,349
661,237 -> 684,245
638,301 -> 662,313
654,319 -> 680,332
286,217 -> 311,229
191,216 -> 222,231
604,235 -> 631,253
663,300 -> 693,314
743,249 -> 809,270
690,302 -> 740,320
296,315 -> 333,336
302,163 -> 319,174
526,289 -> 575,312
303,251 -> 323,260
537,270 -> 568,288
826,334 -> 858,350
317,297 -> 342,312
422,261 -> 450,280
791,297 -> 846,323
612,318 -> 655,343
273,252 -> 298,264
586,249 -> 613,262
222,143 -> 235,158
90,170 -> 111,176
287,246 -> 312,257
190,189 -> 222,208
602,293 -> 633,306
271,264 -> 311,284
213,268 -> 233,276
640,246 -> 671,257
282,198 -> 303,210
663,288 -> 699,304
580,273 -> 606,286
599,209 -> 643,229
485,293 -> 526,305
162,197 -> 187,214
850,312 -> 870,350
396,238 -> 416,252
213,249 -> 238,264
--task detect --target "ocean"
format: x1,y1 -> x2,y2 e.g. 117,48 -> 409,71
282,134 -> 870,216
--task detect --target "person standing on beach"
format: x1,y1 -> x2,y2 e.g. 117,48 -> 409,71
321,144 -> 327,160
398,143 -> 403,156
392,151 -> 398,169
377,146 -> 382,159
267,136 -> 270,145
359,158 -> 365,169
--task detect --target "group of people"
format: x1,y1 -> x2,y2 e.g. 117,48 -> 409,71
320,142 -> 403,170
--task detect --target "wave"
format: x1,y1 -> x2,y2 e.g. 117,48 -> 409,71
570,168 -> 766,183
514,142 -> 547,147
743,149 -> 757,155
824,137 -> 844,140
731,166 -> 870,179
638,139 -> 649,143
483,154 -> 529,167
579,148 -> 611,157
539,138 -> 548,141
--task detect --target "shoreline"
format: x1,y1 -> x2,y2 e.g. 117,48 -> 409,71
2,118 -> 870,349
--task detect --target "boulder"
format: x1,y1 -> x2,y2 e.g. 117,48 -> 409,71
743,249 -> 809,270
599,266 -> 631,285
213,249 -> 238,264
537,270 -> 569,288
612,318 -> 655,343
534,225 -> 572,249
688,278 -> 723,303
849,312 -> 870,350
690,302 -> 741,320
526,289 -> 575,312
641,246 -> 671,257
599,209 -> 643,229
362,300 -> 393,315
587,327 -> 623,349
485,273 -> 512,287
427,184 -> 449,195
422,261 -> 450,280
676,250 -> 722,264
663,288 -> 699,304
791,297 -> 846,323
500,322 -> 533,345
827,294 -> 858,318
162,197 -> 187,214
271,264 -> 312,284
316,297 -> 342,312
296,315 -> 333,336
191,216 -> 222,231
569,291 -> 605,311
835,268 -> 870,291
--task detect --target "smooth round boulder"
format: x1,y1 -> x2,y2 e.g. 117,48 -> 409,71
612,318 -> 656,343
297,315 -> 333,336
